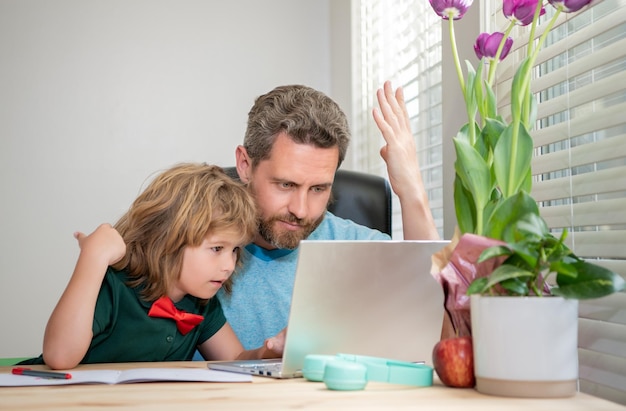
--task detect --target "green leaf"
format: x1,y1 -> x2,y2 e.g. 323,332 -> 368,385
475,124 -> 490,160
477,245 -> 511,263
454,176 -> 476,234
525,93 -> 538,131
482,118 -> 506,152
500,277 -> 529,295
550,260 -> 578,278
553,260 -> 626,299
512,212 -> 549,241
464,61 -> 478,126
493,122 -> 534,198
474,61 -> 486,123
454,137 -> 492,214
483,265 -> 534,292
455,123 -> 472,144
467,277 -> 489,295
511,57 -> 533,125
506,242 -> 539,271
484,191 -> 539,240
520,167 -> 533,193
484,80 -> 498,120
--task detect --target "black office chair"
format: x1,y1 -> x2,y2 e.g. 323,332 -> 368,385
221,167 -> 392,236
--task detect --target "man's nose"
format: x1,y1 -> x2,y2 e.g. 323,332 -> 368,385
287,189 -> 309,220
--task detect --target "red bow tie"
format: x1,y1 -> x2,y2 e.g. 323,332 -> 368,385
148,296 -> 204,335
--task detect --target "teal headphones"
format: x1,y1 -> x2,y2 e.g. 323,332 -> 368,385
303,353 -> 433,391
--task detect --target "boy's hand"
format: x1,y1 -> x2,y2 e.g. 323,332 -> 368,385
74,223 -> 126,267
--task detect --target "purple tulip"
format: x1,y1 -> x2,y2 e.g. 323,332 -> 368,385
474,32 -> 514,61
503,0 -> 546,26
548,0 -> 593,12
429,0 -> 474,20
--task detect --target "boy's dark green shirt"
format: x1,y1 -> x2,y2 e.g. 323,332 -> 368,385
21,268 -> 226,365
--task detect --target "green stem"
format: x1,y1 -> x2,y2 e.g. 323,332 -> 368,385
507,7 -> 562,196
520,6 -> 562,128
526,0 -> 545,57
449,15 -> 465,94
506,124 -> 520,197
476,203 -> 484,235
530,276 -> 543,296
449,14 -> 476,145
487,22 -> 515,87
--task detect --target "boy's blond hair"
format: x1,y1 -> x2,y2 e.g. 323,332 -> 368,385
112,163 -> 257,301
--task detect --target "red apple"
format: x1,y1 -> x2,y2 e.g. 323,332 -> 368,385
432,336 -> 475,388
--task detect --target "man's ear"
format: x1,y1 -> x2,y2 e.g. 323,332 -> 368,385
235,145 -> 252,183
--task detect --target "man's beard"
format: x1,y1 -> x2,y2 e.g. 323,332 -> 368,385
258,212 -> 324,249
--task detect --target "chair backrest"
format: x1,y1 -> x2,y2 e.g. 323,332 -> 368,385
221,167 -> 392,236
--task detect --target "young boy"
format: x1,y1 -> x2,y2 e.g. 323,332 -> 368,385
21,163 -> 283,369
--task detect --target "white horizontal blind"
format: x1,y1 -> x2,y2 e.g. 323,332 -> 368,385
354,0 -> 443,239
488,0 -> 626,404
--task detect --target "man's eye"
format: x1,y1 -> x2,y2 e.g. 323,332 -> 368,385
312,186 -> 328,193
280,182 -> 294,189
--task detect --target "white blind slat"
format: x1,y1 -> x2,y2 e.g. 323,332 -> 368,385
532,102 -> 626,147
532,133 -> 626,175
540,197 -> 626,228
579,349 -> 626,398
532,165 -> 626,201
565,230 -> 626,259
579,317 -> 626,357
589,259 -> 626,277
579,292 -> 626,325
536,69 -> 626,119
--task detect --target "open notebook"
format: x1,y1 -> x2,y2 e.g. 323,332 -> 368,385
0,368 -> 251,386
208,240 -> 448,378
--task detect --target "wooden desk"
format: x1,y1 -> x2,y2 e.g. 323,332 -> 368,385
1,361 -> 623,410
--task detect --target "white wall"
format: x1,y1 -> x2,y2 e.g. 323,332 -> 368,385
0,0 -> 351,357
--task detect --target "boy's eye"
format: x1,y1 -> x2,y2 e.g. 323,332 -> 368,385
233,246 -> 240,254
211,246 -> 223,252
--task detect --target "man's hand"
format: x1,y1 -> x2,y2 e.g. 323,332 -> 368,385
372,80 -> 440,240
373,80 -> 420,196
263,327 -> 287,358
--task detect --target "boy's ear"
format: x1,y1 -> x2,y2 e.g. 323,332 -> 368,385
234,146 -> 252,183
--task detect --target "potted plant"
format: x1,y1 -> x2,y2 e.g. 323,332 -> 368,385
429,0 -> 626,397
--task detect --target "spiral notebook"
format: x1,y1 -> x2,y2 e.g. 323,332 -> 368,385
208,240 -> 448,378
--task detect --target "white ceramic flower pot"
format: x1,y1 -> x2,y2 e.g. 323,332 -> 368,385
470,295 -> 579,398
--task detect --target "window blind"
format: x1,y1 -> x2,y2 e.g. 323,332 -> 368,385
487,0 -> 626,404
354,0 -> 443,239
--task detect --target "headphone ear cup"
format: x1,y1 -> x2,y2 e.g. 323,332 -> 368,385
323,360 -> 368,391
303,354 -> 336,382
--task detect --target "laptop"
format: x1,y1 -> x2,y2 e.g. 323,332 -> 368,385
208,240 -> 448,378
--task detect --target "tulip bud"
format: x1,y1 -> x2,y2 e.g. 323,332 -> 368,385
548,0 -> 593,13
474,32 -> 514,61
503,0 -> 546,26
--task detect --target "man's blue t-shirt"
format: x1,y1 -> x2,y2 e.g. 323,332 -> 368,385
217,211 -> 389,349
